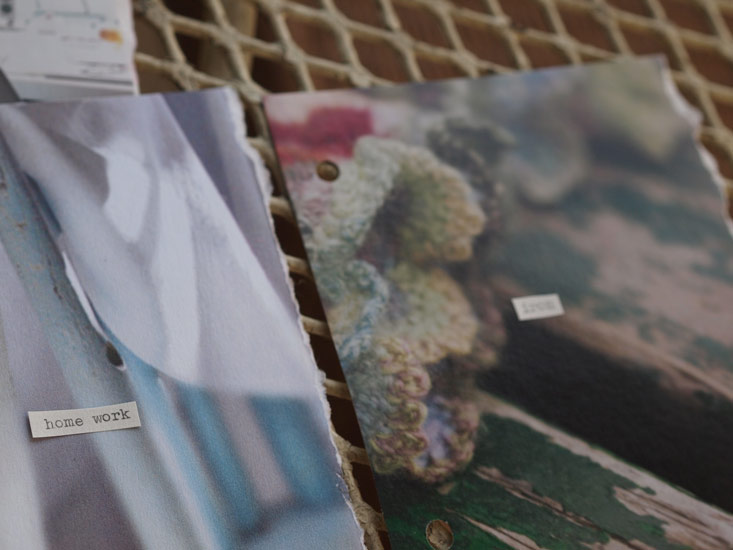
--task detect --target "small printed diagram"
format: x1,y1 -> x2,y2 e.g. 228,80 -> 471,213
30,0 -> 107,19
0,0 -> 122,43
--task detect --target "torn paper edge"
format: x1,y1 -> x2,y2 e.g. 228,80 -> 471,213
224,91 -> 273,197
224,88 -> 367,549
660,60 -> 733,239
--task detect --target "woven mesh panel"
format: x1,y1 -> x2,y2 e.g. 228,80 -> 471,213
133,1 -> 733,547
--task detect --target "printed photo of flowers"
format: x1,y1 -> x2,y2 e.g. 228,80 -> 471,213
266,57 -> 733,548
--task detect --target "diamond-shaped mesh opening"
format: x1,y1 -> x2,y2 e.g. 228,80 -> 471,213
455,22 -> 517,68
174,31 -> 205,67
161,0 -> 206,19
137,68 -> 182,94
450,0 -> 488,12
310,67 -> 351,89
334,0 -> 385,28
498,0 -> 552,32
621,24 -> 682,69
687,45 -> 733,87
287,17 -> 343,62
172,30 -> 239,85
723,8 -> 733,36
220,0 -> 257,32
520,37 -> 571,67
713,98 -> 733,132
417,55 -> 468,79
134,14 -> 171,60
660,0 -> 714,34
353,36 -> 411,81
198,43 -> 237,81
559,6 -> 615,51
253,6 -> 278,43
394,1 -> 450,48
606,0 -> 652,16
251,56 -> 301,92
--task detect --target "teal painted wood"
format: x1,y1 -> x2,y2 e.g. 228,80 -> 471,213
0,133 -> 201,550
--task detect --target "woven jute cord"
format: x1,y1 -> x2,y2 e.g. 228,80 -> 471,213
132,1 -> 733,547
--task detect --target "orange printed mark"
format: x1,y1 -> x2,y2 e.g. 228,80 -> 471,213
99,28 -> 123,44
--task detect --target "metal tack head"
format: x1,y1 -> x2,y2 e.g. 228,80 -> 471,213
426,519 -> 453,550
316,160 -> 340,182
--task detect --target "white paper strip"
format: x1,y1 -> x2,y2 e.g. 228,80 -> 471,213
512,294 -> 565,321
28,402 -> 140,438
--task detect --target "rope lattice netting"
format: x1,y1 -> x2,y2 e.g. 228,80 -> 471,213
133,1 -> 733,547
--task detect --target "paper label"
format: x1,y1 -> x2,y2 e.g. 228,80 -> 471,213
28,402 -> 140,438
512,294 -> 564,321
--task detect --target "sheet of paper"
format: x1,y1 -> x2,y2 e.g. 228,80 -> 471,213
0,0 -> 137,100
0,88 -> 363,549
265,58 -> 733,548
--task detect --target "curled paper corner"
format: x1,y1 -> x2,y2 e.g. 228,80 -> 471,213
61,251 -> 106,339
225,92 -> 368,550
0,91 -> 366,549
659,61 -> 733,240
